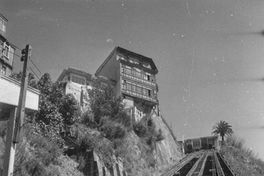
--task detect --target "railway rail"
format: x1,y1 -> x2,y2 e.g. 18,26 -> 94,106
161,150 -> 235,176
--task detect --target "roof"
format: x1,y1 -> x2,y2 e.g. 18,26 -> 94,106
95,46 -> 158,76
57,67 -> 92,82
0,13 -> 8,22
184,135 -> 218,141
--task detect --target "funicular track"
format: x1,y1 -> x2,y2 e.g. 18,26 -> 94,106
161,150 -> 235,176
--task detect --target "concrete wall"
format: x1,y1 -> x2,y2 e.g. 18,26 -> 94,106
0,75 -> 39,111
85,150 -> 127,176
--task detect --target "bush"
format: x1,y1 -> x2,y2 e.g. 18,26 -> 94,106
133,121 -> 148,137
101,120 -> 127,140
220,136 -> 264,176
155,129 -> 165,142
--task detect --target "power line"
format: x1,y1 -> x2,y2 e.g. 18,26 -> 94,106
29,58 -> 42,75
0,46 -> 21,58
29,67 -> 40,80
10,43 -> 22,52
1,46 -> 43,77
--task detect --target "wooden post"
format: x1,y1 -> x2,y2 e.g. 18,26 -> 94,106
13,45 -> 31,143
3,108 -> 17,176
3,45 -> 31,176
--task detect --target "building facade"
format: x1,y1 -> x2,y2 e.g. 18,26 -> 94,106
0,14 -> 15,76
95,46 -> 159,121
182,136 -> 220,154
57,47 -> 159,122
57,67 -> 94,110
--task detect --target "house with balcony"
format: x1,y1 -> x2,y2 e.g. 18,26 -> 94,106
0,13 -> 15,76
57,67 -> 94,110
95,46 -> 159,122
57,47 -> 159,122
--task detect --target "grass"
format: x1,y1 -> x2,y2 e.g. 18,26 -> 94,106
220,135 -> 264,176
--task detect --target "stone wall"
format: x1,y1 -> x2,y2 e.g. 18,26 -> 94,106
149,111 -> 183,173
85,150 -> 127,176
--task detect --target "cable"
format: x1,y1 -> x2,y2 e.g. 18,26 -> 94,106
29,58 -> 42,75
10,43 -> 22,52
0,46 -> 21,58
1,46 -> 43,76
29,67 -> 40,80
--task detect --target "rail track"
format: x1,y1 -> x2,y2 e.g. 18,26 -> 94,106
161,150 -> 235,176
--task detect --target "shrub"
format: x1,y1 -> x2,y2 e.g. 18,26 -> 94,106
133,121 -> 148,137
101,121 -> 127,140
220,136 -> 264,176
155,129 -> 165,142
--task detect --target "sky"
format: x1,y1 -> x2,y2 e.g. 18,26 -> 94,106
1,0 -> 264,160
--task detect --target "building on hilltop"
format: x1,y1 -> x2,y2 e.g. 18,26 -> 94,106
57,46 -> 159,122
180,136 -> 220,154
0,13 -> 15,76
95,46 -> 159,122
57,67 -> 94,110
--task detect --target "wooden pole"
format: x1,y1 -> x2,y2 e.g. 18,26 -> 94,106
2,108 -> 17,176
3,45 -> 31,176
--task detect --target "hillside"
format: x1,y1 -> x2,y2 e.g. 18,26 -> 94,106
220,136 -> 264,176
0,73 -> 182,176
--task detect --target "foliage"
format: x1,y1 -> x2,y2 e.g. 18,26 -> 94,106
87,82 -> 131,128
212,120 -> 234,143
35,73 -> 80,145
9,72 -> 38,89
220,136 -> 264,176
133,121 -> 148,138
100,118 -> 127,140
134,117 -> 165,149
11,124 -> 63,176
0,121 -> 7,139
85,81 -> 132,141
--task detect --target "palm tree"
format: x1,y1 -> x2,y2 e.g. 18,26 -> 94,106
212,120 -> 234,144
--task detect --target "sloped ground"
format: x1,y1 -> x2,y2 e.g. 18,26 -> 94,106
220,136 -> 264,176
150,113 -> 183,174
113,112 -> 183,176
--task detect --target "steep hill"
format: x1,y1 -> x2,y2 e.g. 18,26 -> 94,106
220,136 -> 264,176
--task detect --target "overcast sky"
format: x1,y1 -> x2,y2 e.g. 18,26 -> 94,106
1,0 -> 264,160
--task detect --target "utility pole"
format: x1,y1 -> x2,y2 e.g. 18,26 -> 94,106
3,45 -> 32,176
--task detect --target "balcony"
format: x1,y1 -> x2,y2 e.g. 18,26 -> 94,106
121,72 -> 156,87
124,106 -> 145,123
0,74 -> 40,120
122,89 -> 157,104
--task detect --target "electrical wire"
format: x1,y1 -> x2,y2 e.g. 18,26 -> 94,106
29,58 -> 42,75
1,45 -> 43,78
29,67 -> 40,80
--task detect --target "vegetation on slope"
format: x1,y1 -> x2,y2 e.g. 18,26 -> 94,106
0,72 -> 169,176
220,136 -> 264,176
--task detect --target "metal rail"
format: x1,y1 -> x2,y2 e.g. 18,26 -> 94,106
161,150 -> 205,176
161,150 -> 235,176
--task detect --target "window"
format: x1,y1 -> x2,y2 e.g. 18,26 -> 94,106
143,62 -> 151,69
132,84 -> 136,92
0,18 -> 6,33
147,89 -> 151,96
117,55 -> 127,61
1,65 -> 6,75
136,86 -> 142,94
134,71 -> 141,78
129,57 -> 139,64
71,75 -> 85,85
127,83 -> 131,91
142,88 -> 147,96
2,43 -> 9,59
124,66 -> 132,75
143,74 -> 147,80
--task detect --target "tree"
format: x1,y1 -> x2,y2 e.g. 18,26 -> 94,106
212,120 -> 234,143
9,72 -> 38,88
34,73 -> 80,145
87,81 -> 131,128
